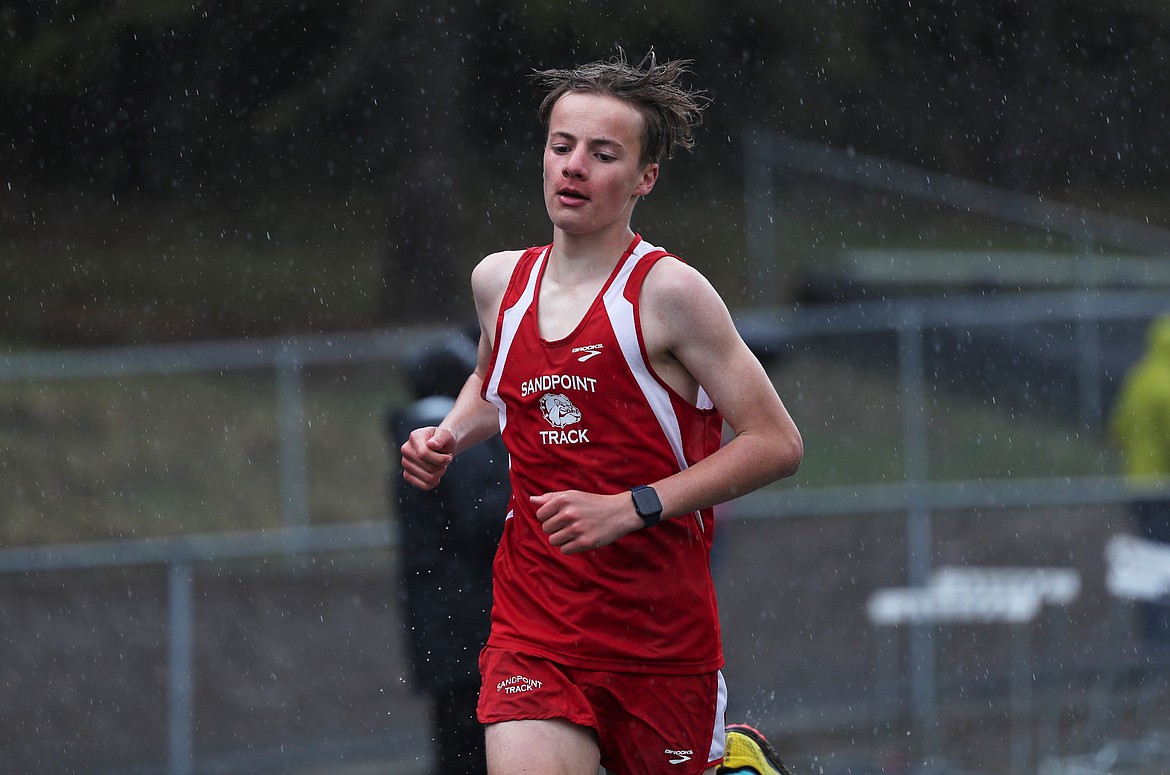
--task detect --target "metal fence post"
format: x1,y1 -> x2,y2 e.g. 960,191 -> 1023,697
1074,263 -> 1104,431
1009,620 -> 1035,775
743,125 -> 779,308
897,304 -> 940,763
167,561 -> 195,775
276,345 -> 310,545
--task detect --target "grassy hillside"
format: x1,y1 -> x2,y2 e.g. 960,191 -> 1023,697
0,348 -> 1117,548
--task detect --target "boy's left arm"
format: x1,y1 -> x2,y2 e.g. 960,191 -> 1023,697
643,258 -> 803,521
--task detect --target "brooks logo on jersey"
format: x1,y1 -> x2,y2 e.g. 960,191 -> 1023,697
572,343 -> 604,361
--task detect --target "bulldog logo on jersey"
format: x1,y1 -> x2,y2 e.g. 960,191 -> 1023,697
537,393 -> 590,444
539,393 -> 581,428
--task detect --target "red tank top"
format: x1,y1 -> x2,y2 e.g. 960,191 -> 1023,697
482,235 -> 725,673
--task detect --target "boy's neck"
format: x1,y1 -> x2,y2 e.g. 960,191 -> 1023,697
549,225 -> 637,273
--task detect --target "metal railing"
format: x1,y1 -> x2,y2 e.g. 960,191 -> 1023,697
3,289 -> 1169,773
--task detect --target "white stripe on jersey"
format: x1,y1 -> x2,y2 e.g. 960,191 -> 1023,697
486,247 -> 548,434
603,239 -> 704,530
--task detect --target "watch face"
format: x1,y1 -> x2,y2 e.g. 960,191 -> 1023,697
632,486 -> 662,519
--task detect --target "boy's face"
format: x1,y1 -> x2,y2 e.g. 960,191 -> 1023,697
542,91 -> 659,237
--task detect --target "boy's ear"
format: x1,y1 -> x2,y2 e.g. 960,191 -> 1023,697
635,162 -> 659,197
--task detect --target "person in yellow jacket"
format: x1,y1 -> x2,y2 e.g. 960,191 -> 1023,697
1109,313 -> 1170,647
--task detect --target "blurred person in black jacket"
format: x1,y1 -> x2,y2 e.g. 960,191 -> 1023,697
388,335 -> 509,775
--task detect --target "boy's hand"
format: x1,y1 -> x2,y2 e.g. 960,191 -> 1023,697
400,426 -> 455,490
531,490 -> 644,554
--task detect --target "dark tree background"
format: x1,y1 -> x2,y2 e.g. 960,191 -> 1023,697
3,0 -> 1167,343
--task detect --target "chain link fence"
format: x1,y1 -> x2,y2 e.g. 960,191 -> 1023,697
3,291 -> 1169,773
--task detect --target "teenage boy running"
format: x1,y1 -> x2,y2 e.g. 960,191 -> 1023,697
401,50 -> 802,775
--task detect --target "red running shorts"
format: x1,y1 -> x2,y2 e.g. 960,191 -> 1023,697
477,646 -> 727,774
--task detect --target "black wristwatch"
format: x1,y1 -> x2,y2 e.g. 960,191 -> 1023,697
630,485 -> 663,527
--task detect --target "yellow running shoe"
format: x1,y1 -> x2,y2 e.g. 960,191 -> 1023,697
719,724 -> 795,775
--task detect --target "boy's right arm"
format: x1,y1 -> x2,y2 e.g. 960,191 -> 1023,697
399,249 -> 522,491
399,371 -> 496,490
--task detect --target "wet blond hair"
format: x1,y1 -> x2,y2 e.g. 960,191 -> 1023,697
532,49 -> 709,166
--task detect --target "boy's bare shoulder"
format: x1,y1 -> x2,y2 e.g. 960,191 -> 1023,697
479,248 -> 527,266
643,254 -> 721,307
471,249 -> 528,309
473,249 -> 525,280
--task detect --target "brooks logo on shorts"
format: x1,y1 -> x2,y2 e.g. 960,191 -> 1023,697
665,748 -> 694,765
